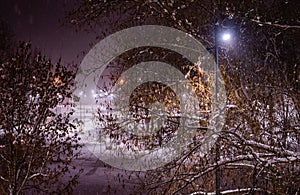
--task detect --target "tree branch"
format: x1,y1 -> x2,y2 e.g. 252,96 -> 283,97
251,19 -> 300,29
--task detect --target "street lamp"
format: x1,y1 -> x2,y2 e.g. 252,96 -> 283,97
214,28 -> 232,95
78,91 -> 84,132
221,32 -> 231,42
214,24 -> 232,195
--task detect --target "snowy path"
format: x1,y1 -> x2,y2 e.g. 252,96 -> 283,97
71,145 -> 143,195
67,106 -> 144,194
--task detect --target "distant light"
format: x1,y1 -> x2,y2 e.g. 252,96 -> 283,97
53,76 -> 62,86
119,78 -> 125,85
222,33 -> 231,41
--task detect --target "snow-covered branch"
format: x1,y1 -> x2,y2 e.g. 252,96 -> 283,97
0,175 -> 8,182
190,187 -> 271,195
28,173 -> 49,180
251,19 -> 300,29
228,130 -> 300,158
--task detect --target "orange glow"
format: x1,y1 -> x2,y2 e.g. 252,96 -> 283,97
119,78 -> 125,85
53,77 -> 62,86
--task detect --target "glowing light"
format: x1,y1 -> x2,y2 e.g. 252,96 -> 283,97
222,33 -> 231,41
119,78 -> 125,85
53,77 -> 62,86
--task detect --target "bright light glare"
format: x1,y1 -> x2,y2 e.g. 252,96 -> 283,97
222,33 -> 231,41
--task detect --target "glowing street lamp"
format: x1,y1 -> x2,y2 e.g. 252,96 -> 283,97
221,32 -> 231,42
214,29 -> 232,99
214,24 -> 233,195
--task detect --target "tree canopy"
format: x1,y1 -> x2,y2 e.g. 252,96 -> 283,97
67,0 -> 300,194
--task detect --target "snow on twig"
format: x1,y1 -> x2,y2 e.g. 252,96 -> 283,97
251,19 -> 300,29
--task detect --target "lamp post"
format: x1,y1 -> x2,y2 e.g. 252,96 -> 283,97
214,21 -> 232,195
78,91 -> 84,132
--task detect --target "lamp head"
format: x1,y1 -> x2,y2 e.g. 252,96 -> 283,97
221,33 -> 231,42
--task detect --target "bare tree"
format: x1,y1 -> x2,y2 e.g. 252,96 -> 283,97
0,42 -> 82,194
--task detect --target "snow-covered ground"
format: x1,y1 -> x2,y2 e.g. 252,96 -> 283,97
70,145 -> 142,194
69,105 -> 144,194
1,105 -> 143,194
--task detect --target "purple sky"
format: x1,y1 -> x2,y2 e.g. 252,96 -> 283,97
0,0 -> 95,64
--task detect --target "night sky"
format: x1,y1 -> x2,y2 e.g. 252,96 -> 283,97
0,0 -> 94,64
